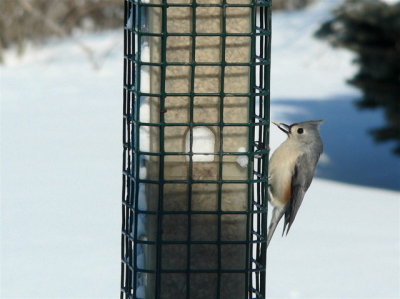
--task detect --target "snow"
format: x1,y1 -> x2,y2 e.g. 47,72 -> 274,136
268,1 -> 399,297
126,7 -> 134,29
270,0 -> 400,191
267,179 -> 399,298
1,31 -> 123,298
382,0 -> 400,5
1,1 -> 399,298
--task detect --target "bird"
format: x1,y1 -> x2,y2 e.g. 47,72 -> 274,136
267,120 -> 324,247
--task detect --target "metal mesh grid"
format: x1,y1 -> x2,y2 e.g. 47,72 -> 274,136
122,0 -> 271,297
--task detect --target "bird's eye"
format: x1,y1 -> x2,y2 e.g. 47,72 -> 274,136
297,128 -> 304,134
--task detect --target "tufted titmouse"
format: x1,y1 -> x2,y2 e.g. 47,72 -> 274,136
267,120 -> 323,247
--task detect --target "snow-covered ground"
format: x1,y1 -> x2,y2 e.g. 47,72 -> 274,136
382,0 -> 400,4
1,0 -> 399,298
1,31 -> 123,298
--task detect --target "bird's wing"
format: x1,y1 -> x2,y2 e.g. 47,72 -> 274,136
267,206 -> 286,247
282,153 -> 317,236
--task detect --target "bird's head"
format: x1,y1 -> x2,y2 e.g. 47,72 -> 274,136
272,120 -> 323,142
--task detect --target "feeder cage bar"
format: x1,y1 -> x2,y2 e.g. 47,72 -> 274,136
121,0 -> 271,297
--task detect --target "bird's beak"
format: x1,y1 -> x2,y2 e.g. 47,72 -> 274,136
272,121 -> 290,134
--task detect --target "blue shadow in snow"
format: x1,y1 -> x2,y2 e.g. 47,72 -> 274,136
271,96 -> 400,191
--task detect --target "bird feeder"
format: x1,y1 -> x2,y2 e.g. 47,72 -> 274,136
121,0 -> 271,298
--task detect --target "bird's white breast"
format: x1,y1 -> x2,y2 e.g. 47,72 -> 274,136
268,141 -> 302,208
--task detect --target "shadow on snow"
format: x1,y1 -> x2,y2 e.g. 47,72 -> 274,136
271,95 -> 400,191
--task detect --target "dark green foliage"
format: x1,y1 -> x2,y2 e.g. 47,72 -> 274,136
316,0 -> 400,155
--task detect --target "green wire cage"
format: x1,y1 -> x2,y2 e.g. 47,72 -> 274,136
121,0 -> 271,297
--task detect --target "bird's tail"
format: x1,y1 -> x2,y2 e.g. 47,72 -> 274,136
267,207 -> 286,247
